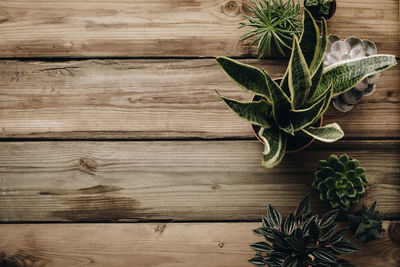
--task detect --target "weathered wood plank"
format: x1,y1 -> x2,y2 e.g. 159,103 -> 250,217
0,140 -> 399,222
0,222 -> 398,266
0,0 -> 398,57
0,59 -> 399,139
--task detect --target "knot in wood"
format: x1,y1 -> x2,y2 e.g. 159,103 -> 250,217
222,0 -> 240,16
78,157 -> 97,174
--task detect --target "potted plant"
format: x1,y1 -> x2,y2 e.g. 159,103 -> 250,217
325,36 -> 381,112
312,154 -> 368,210
216,9 -> 396,168
348,202 -> 385,242
240,0 -> 302,57
249,195 -> 358,266
304,0 -> 337,21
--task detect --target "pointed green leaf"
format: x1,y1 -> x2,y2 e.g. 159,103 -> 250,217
216,57 -> 271,100
283,256 -> 298,267
312,249 -> 338,264
290,87 -> 329,131
218,93 -> 273,128
311,18 -> 328,77
295,194 -> 311,218
250,241 -> 272,253
283,213 -> 295,235
332,241 -> 359,254
249,257 -> 266,266
259,127 -> 287,168
320,209 -> 340,228
264,71 -> 294,134
267,204 -> 282,227
299,8 -> 320,72
288,35 -> 312,108
302,123 -> 344,143
318,55 -> 397,97
308,60 -> 324,102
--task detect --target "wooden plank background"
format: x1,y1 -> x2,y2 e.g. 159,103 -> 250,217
0,59 -> 399,139
0,140 -> 399,222
0,0 -> 399,266
1,222 -> 399,266
0,0 -> 398,57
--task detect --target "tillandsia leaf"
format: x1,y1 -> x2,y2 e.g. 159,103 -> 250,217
259,127 -> 287,168
294,194 -> 310,218
331,241 -> 359,254
217,94 -> 273,128
264,71 -> 294,134
288,36 -> 312,108
268,204 -> 282,228
248,257 -> 265,266
283,213 -> 295,235
299,8 -> 320,73
302,123 -> 344,143
312,249 -> 338,264
240,0 -> 301,57
320,209 -> 340,228
250,195 -> 357,267
216,57 -> 271,100
289,87 -> 329,131
317,55 -> 397,97
283,255 -> 298,267
250,241 -> 273,253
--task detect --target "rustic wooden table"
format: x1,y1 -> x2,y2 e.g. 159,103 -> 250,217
0,0 -> 399,266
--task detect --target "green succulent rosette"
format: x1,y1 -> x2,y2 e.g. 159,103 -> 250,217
313,154 -> 368,210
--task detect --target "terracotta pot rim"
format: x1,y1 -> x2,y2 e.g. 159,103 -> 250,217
250,78 -> 323,154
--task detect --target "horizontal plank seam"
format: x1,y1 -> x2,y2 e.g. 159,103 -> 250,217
0,56 -> 288,62
0,137 -> 399,142
1,218 -> 399,224
0,56 -> 398,62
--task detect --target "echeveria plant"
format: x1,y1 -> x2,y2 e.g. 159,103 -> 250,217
313,154 -> 368,210
249,195 -> 358,267
216,9 -> 396,168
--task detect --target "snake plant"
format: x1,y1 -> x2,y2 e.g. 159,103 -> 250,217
216,9 -> 396,168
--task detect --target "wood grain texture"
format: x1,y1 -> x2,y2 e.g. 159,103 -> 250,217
0,140 -> 399,222
0,0 -> 398,58
0,59 -> 399,139
0,222 -> 398,266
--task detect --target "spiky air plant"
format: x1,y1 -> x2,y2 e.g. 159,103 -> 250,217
348,202 -> 385,242
325,35 -> 381,112
240,0 -> 301,57
216,9 -> 396,168
249,195 -> 358,267
313,154 -> 368,211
